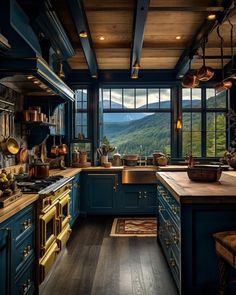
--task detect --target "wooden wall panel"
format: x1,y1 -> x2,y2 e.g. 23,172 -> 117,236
150,0 -> 213,7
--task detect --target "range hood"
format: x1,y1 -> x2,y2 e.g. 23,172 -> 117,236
0,56 -> 74,101
0,0 -> 74,102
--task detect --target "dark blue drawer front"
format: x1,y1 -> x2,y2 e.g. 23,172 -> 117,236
13,205 -> 34,243
14,258 -> 35,295
14,230 -> 34,275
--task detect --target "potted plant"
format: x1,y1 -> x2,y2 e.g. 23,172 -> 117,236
97,136 -> 115,165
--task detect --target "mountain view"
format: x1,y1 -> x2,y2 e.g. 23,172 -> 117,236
103,91 -> 227,157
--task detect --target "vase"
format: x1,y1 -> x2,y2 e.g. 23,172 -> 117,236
100,155 -> 108,166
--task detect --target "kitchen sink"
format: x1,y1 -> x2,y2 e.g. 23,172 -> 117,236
122,166 -> 158,184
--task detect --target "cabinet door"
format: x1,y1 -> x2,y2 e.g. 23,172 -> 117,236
70,181 -> 80,226
121,189 -> 142,212
143,190 -> 157,213
0,228 -> 11,295
86,174 -> 117,213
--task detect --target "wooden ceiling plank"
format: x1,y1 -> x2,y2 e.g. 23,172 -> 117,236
130,0 -> 150,77
175,0 -> 236,78
67,0 -> 98,77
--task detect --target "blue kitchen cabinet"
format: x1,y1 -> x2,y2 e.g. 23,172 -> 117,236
0,203 -> 36,295
0,227 -> 11,295
83,173 -> 118,214
120,184 -> 157,214
70,173 -> 80,226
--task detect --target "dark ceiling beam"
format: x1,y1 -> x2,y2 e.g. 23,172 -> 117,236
130,0 -> 150,78
67,0 -> 98,78
175,0 -> 236,78
85,6 -> 224,12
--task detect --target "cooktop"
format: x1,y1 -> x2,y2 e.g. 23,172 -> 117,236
16,175 -> 69,194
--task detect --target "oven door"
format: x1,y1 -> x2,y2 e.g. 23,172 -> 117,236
58,193 -> 71,231
40,205 -> 57,256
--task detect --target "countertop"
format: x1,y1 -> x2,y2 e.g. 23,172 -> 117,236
0,193 -> 38,223
49,167 -> 82,178
156,171 -> 236,204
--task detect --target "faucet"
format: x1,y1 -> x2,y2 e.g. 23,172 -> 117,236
139,145 -> 144,166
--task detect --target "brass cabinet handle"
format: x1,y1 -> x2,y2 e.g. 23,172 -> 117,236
68,229 -> 72,234
172,234 -> 179,244
143,191 -> 147,198
55,247 -> 60,253
138,191 -> 142,199
164,238 -> 171,247
23,245 -> 31,258
170,258 -> 176,268
21,279 -> 32,294
113,186 -> 117,192
22,219 -> 32,230
158,205 -> 165,212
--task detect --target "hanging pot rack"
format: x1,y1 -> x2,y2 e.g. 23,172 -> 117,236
215,25 -> 233,92
181,58 -> 199,88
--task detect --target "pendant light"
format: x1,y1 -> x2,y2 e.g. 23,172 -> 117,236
182,58 -> 199,88
196,37 -> 214,81
215,26 -> 232,92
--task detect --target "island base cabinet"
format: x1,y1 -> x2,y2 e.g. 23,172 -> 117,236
157,181 -> 236,295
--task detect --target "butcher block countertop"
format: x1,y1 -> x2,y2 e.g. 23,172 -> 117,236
49,167 -> 82,178
0,193 -> 38,223
156,171 -> 236,204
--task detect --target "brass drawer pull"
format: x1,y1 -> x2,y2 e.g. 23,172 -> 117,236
172,234 -> 179,244
23,245 -> 31,258
21,279 -> 32,294
171,205 -> 178,215
22,219 -> 32,230
158,205 -> 165,212
170,258 -> 176,268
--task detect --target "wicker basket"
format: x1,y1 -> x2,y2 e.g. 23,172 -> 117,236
187,166 -> 222,182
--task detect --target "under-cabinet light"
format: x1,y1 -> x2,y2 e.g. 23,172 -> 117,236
79,31 -> 88,38
207,14 -> 216,21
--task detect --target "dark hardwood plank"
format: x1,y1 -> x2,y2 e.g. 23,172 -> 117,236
40,217 -> 178,295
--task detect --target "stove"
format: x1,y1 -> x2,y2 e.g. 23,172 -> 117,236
17,175 -> 72,194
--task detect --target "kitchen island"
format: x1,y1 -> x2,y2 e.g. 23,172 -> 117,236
156,171 -> 236,295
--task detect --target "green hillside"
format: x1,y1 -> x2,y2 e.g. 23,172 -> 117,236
103,91 -> 227,157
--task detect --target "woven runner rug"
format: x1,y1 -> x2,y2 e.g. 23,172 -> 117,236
110,217 -> 157,237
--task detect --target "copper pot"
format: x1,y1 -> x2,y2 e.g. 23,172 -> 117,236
197,65 -> 214,81
37,113 -> 44,122
33,162 -> 49,178
23,110 -> 30,121
182,73 -> 199,88
29,110 -> 38,122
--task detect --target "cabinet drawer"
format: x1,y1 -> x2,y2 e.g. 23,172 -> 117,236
14,231 -> 34,275
14,259 -> 35,295
158,184 -> 180,224
57,223 -> 71,250
13,206 -> 34,243
159,208 -> 180,264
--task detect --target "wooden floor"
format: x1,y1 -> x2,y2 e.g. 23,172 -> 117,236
40,216 -> 178,295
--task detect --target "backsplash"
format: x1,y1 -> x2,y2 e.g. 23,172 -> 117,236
0,84 -> 26,168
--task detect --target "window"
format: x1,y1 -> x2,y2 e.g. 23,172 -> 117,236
101,88 -> 171,156
181,88 -> 228,158
74,89 -> 88,139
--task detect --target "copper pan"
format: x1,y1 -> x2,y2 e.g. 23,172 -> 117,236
215,79 -> 233,92
182,73 -> 199,88
197,65 -> 214,81
50,135 -> 58,156
57,136 -> 68,155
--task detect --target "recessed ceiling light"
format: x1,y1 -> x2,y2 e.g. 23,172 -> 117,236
27,75 -> 34,80
176,36 -> 181,40
92,75 -> 97,79
207,14 -> 216,21
33,80 -> 40,84
79,31 -> 87,38
99,36 -> 105,41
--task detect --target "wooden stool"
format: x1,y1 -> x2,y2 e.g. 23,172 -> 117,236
213,231 -> 236,295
